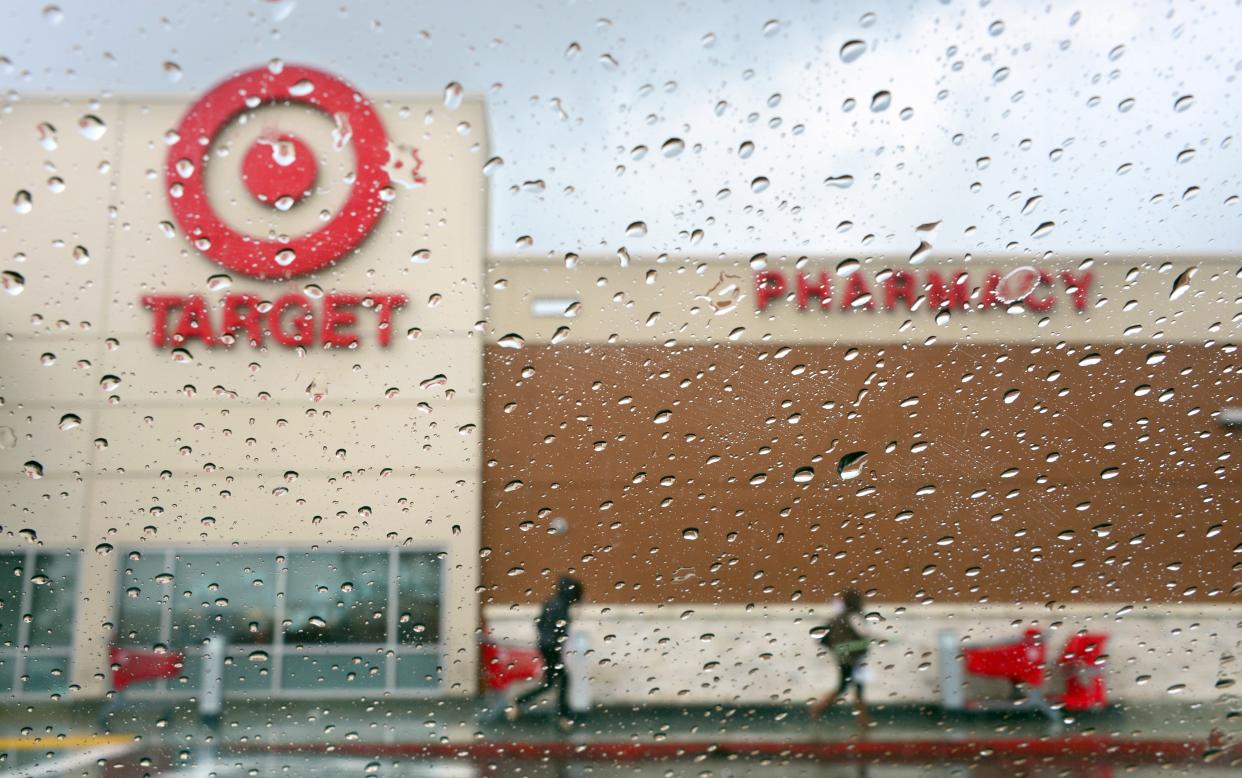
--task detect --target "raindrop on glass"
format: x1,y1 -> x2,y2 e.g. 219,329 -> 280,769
840,40 -> 866,63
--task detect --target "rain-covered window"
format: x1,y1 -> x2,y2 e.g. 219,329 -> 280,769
1,2 -> 1238,776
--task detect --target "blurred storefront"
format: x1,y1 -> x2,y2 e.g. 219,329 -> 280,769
0,72 -> 1238,708
480,253 -> 1241,705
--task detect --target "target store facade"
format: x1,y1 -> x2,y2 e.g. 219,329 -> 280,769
1,65 -> 487,699
1,64 -> 1238,705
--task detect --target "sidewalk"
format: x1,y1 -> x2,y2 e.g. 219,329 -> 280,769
16,698 -> 1234,768
21,695 -> 1242,755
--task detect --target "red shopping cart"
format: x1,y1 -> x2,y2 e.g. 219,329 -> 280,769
109,645 -> 184,692
99,644 -> 185,731
1054,632 -> 1109,710
963,627 -> 1047,687
939,628 -> 1109,731
480,634 -> 544,719
482,637 -> 544,691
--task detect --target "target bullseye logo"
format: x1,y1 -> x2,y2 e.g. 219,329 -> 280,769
166,64 -> 390,279
144,64 -> 410,352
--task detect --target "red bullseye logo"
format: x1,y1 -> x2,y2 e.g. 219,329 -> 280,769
166,64 -> 390,279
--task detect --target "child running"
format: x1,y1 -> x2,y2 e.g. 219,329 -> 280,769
809,588 -> 873,733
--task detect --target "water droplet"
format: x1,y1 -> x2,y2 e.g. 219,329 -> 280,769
988,20 -> 1005,36
837,451 -> 867,480
289,78 -> 314,97
2,270 -> 25,295
682,527 -> 699,540
78,115 -> 106,141
1146,350 -> 1166,365
840,40 -> 866,63
626,221 -> 647,237
95,542 -> 113,555
58,413 -> 81,430
42,5 -> 63,24
503,479 -> 523,492
36,122 -> 58,151
824,175 -> 854,189
13,190 -> 32,214
1170,267 -> 1194,300
750,176 -> 770,193
99,375 -> 122,392
496,333 -> 525,349
443,82 -> 464,110
653,409 -> 672,424
248,650 -> 269,663
749,472 -> 768,486
870,90 -> 892,112
1031,221 -> 1055,238
661,138 -> 684,158
1173,94 -> 1194,113
792,467 -> 814,483
163,61 -> 182,83
24,461 -> 44,479
762,19 -> 782,37
482,156 -> 504,176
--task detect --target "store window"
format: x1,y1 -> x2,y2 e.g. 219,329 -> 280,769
0,550 -> 77,697
116,548 -> 442,696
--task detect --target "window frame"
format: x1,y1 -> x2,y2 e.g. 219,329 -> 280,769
0,547 -> 80,700
114,545 -> 447,700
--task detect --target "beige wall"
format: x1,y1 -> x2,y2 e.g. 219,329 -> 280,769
0,94 -> 488,697
486,602 -> 1239,705
484,254 -> 1241,346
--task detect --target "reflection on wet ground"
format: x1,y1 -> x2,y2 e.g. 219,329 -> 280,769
1,746 -> 1231,778
0,702 -> 1234,777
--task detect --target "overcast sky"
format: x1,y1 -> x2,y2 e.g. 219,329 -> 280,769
2,0 -> 1239,260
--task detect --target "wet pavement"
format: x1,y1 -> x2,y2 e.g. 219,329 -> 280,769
0,700 -> 1235,776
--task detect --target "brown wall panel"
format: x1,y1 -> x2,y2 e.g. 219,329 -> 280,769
481,343 -> 1241,605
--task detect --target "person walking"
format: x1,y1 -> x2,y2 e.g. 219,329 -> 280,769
809,588 -> 873,733
507,575 -> 584,731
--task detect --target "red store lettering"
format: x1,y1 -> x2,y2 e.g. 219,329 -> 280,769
755,268 -> 1093,313
142,292 -> 408,348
